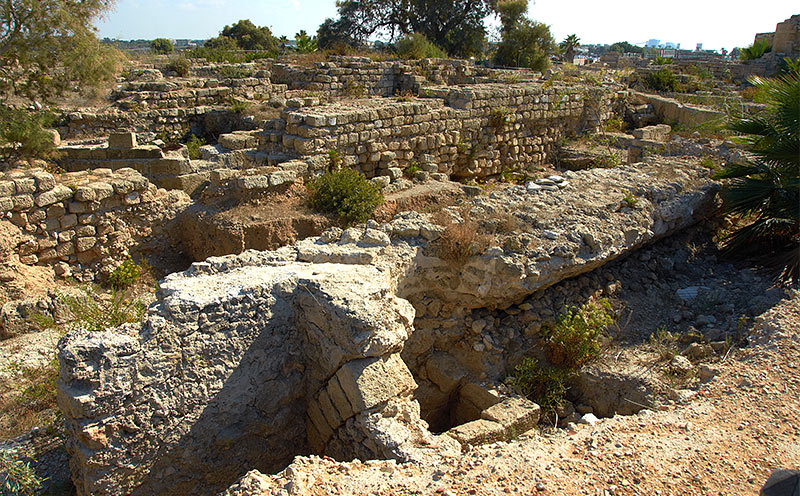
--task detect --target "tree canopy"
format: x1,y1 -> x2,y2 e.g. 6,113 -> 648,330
493,0 -> 555,71
206,19 -> 278,52
0,0 -> 122,103
608,41 -> 643,55
316,0 -> 495,58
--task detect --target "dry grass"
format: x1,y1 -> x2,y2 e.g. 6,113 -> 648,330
431,209 -> 493,264
0,358 -> 60,439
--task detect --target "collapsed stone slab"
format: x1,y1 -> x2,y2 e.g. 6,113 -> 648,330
58,158 -> 719,495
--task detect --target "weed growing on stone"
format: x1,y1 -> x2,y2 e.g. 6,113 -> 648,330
432,210 -> 493,264
64,287 -> 146,334
107,256 -> 142,289
622,190 -> 640,209
544,299 -> 613,369
650,327 -> 679,361
185,134 -> 206,160
307,169 -> 383,226
489,107 -> 509,128
404,164 -> 421,178
167,57 -> 191,77
327,149 -> 342,171
0,450 -> 43,495
228,99 -> 252,114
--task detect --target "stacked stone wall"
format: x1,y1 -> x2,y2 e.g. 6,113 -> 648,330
269,82 -> 618,178
0,167 -> 188,280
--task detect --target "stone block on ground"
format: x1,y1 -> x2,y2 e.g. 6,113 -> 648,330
481,396 -> 541,437
446,419 -> 506,447
335,354 -> 416,412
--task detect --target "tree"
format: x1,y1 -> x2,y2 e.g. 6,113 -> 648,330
150,38 -> 174,54
294,30 -> 318,53
0,0 -> 122,103
561,34 -> 580,63
0,0 -> 122,164
207,19 -> 278,52
493,0 -> 555,71
395,33 -> 446,59
318,0 -> 495,58
715,71 -> 800,282
609,41 -> 643,55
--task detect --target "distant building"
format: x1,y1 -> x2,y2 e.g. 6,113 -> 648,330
664,42 -> 676,49
646,39 -> 660,48
696,43 -> 703,51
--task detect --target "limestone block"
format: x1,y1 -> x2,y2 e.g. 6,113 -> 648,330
60,214 -> 78,229
459,383 -> 500,411
446,419 -> 506,447
317,389 -> 343,430
237,175 -> 270,191
335,354 -> 416,412
269,171 -> 296,187
12,194 -> 34,211
425,353 -> 468,394
326,376 -> 355,420
481,397 -> 541,437
74,186 -> 96,202
219,133 -> 258,151
0,180 -> 15,197
108,132 -> 137,149
92,183 -> 114,200
32,171 -> 55,192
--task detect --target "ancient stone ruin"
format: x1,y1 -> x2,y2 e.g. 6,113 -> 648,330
1,47 -> 789,495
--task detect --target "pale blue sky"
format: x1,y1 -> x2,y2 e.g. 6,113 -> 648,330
97,0 -> 798,52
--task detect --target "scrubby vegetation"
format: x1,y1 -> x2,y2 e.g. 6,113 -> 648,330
107,256 -> 142,289
308,169 -> 383,226
0,450 -> 43,495
395,33 -> 447,60
715,70 -> 800,282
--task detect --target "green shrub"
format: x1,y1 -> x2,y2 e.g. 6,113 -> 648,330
150,38 -> 174,54
107,256 -> 141,289
64,287 -> 145,333
739,39 -> 771,61
185,134 -> 206,160
646,68 -> 678,92
653,56 -> 673,65
545,299 -> 613,369
327,149 -> 342,170
649,327 -> 678,360
187,47 -> 276,63
493,19 -> 555,71
0,450 -> 43,495
167,57 -> 191,77
622,190 -> 640,208
0,106 -> 58,165
228,99 -> 251,114
404,164 -> 421,178
218,66 -> 254,79
308,169 -> 383,226
507,357 -> 576,411
395,33 -> 447,60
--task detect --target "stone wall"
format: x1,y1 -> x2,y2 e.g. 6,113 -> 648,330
0,166 -> 188,282
266,82 -> 620,178
58,158 -> 719,495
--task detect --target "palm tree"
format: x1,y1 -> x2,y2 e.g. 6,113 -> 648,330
560,34 -> 580,63
715,70 -> 800,282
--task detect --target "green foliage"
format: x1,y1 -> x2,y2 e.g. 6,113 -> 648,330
489,107 -> 509,128
64,287 -> 146,333
646,68 -> 678,92
0,106 -> 58,164
150,38 -> 174,54
653,56 -> 673,65
1,450 -> 43,495
308,169 -> 383,226
212,19 -> 278,51
404,164 -> 422,178
228,99 -> 251,114
327,149 -> 342,170
395,33 -> 447,60
560,34 -> 580,62
715,72 -> 800,282
622,190 -> 640,208
187,47 -> 276,64
506,357 -> 576,412
779,57 -> 800,76
494,18 -> 555,71
0,0 -> 123,103
218,66 -> 254,79
167,57 -> 191,77
107,256 -> 142,289
294,30 -> 318,53
544,299 -> 613,369
609,41 -> 644,54
185,134 -> 206,160
739,39 -> 771,61
321,0 -> 493,57
204,35 -> 239,51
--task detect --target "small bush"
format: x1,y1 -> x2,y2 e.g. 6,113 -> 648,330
187,47 -> 276,64
150,38 -> 174,55
545,299 -> 613,369
327,149 -> 342,170
228,99 -> 251,114
653,56 -> 673,65
739,39 -> 771,61
107,256 -> 141,289
622,190 -> 639,208
646,68 -> 678,92
307,169 -> 383,226
507,357 -> 576,411
65,287 -> 145,333
218,66 -> 254,79
404,164 -> 421,178
185,134 -> 206,160
167,57 -> 191,77
0,450 -> 43,495
395,33 -> 447,60
0,106 -> 58,165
